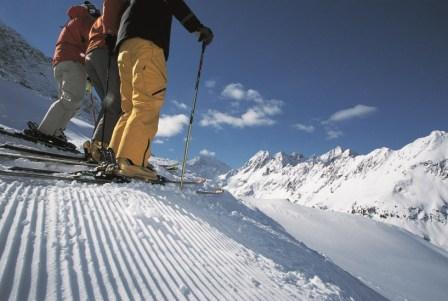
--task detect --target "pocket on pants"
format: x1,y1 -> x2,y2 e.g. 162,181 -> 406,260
133,45 -> 167,102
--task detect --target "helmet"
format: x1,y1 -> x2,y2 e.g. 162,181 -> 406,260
82,1 -> 101,18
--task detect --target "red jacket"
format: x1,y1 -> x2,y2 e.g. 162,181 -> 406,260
86,0 -> 126,54
52,6 -> 95,66
86,16 -> 106,54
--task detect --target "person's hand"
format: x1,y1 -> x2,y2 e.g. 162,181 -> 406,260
196,26 -> 214,46
105,34 -> 117,55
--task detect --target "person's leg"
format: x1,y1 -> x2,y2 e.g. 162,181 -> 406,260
91,50 -> 122,145
38,61 -> 86,136
115,38 -> 167,167
85,49 -> 107,99
108,42 -> 133,154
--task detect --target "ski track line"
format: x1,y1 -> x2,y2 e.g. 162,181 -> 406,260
28,188 -> 48,301
107,190 -> 194,301
69,189 -> 97,300
0,182 -> 25,259
44,185 -> 62,300
94,188 -> 165,300
54,187 -> 76,300
147,189 -> 288,301
84,188 -> 139,300
120,192 -> 218,301
0,181 -> 12,217
101,188 -> 191,301
0,183 -> 30,298
148,194 -> 252,301
73,188 -> 114,300
127,191 -> 216,300
94,186 -> 170,300
101,189 -> 171,301
153,196 -> 266,301
157,222 -> 228,301
171,194 -> 297,301
80,187 -> 128,300
142,215 -> 212,301
10,186 -> 39,301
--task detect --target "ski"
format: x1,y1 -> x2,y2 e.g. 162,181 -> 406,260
0,151 -> 97,167
196,188 -> 225,195
6,166 -> 206,186
1,166 -> 222,194
0,144 -> 185,175
0,167 -> 116,184
0,143 -> 86,161
0,126 -> 80,154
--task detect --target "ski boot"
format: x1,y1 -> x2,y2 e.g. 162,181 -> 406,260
113,157 -> 164,183
83,139 -> 106,163
24,122 -> 77,150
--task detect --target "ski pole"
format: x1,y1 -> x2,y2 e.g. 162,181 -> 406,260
89,90 -> 97,125
180,43 -> 207,190
100,51 -> 112,152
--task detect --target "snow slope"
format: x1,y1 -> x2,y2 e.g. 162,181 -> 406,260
0,78 -> 93,149
222,135 -> 448,250
248,198 -> 448,301
0,20 -> 99,140
0,20 -> 56,99
0,177 -> 388,300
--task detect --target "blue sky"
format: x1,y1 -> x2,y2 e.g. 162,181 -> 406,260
1,0 -> 447,167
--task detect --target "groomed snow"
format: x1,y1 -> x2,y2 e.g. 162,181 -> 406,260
0,178 -> 387,300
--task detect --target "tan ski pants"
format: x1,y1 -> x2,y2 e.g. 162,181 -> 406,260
109,38 -> 167,166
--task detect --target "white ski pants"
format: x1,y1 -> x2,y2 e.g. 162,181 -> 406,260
38,61 -> 87,136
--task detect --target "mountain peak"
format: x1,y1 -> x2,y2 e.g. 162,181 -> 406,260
273,151 -> 305,166
187,154 -> 231,179
318,146 -> 353,162
399,130 -> 448,161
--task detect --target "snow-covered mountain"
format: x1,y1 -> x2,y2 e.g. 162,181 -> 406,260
0,20 -> 56,98
222,131 -> 448,250
186,154 -> 231,180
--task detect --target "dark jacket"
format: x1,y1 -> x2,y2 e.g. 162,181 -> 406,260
117,0 -> 202,60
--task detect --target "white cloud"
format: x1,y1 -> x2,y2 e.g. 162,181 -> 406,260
200,109 -> 276,128
156,114 -> 189,137
327,104 -> 377,123
293,123 -> 315,133
153,139 -> 165,144
221,83 -> 246,100
172,100 -> 188,110
326,129 -> 344,140
203,82 -> 283,129
200,99 -> 282,129
199,149 -> 216,157
205,80 -> 216,89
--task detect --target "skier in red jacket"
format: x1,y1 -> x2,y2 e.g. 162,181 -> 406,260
25,2 -> 100,148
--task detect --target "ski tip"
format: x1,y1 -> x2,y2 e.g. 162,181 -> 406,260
196,188 -> 225,195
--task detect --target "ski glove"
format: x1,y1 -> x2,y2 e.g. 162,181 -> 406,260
196,26 -> 214,46
105,34 -> 117,55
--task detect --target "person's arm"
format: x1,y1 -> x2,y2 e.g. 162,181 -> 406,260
164,0 -> 202,32
164,0 -> 214,45
102,0 -> 127,35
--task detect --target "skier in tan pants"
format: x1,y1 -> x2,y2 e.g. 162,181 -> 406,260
107,0 -> 213,180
